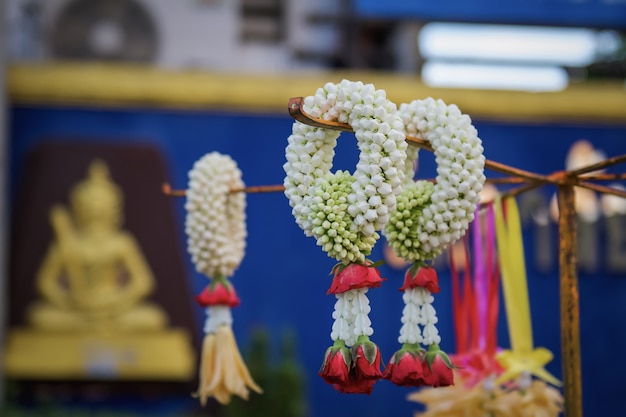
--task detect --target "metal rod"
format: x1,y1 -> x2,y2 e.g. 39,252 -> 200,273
162,182 -> 285,197
575,181 -> 626,199
581,172 -> 626,181
230,184 -> 286,194
566,153 -> 626,177
485,159 -> 554,184
487,177 -> 531,184
557,184 -> 583,417
163,176 -> 539,198
497,182 -> 544,200
162,183 -> 186,197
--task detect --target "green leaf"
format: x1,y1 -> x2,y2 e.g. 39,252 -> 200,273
368,259 -> 386,268
361,341 -> 379,365
330,261 -> 347,275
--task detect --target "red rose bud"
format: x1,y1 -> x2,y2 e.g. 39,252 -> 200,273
195,280 -> 240,307
319,344 -> 351,386
327,262 -> 386,295
352,338 -> 383,380
384,349 -> 425,387
334,373 -> 376,395
400,265 -> 440,294
422,345 -> 455,387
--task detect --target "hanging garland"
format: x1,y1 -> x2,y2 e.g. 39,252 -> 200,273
283,79 -> 408,394
383,98 -> 486,388
185,152 -> 262,405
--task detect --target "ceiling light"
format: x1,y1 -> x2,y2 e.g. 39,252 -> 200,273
419,23 -> 598,67
422,61 -> 569,92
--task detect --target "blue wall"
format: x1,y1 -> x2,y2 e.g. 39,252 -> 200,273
8,104 -> 626,417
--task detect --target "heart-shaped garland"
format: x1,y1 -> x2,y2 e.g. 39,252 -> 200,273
283,79 -> 409,394
383,98 -> 486,388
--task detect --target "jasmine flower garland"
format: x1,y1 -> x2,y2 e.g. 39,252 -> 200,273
399,287 -> 440,346
284,80 -> 407,394
331,287 -> 374,347
186,152 -> 246,278
398,287 -> 441,346
185,152 -> 261,405
383,98 -> 485,389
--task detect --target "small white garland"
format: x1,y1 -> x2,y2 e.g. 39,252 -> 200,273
204,306 -> 233,333
331,288 -> 373,347
283,80 -> 408,263
398,287 -> 441,346
185,152 -> 247,279
385,98 -> 486,262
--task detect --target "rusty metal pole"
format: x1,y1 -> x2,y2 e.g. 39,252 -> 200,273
557,184 -> 583,417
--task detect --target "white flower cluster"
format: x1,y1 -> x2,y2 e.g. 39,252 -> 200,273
385,98 -> 486,262
185,152 -> 247,278
330,288 -> 373,347
283,80 -> 408,263
204,306 -> 233,333
398,287 -> 441,346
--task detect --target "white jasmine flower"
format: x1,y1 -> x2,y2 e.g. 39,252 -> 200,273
398,288 -> 424,345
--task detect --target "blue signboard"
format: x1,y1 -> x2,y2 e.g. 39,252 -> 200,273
355,0 -> 626,28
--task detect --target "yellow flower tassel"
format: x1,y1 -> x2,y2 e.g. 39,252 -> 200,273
195,325 -> 262,405
491,379 -> 564,417
410,373 -> 563,417
409,376 -> 501,417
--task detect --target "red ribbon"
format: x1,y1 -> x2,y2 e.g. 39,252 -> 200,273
450,204 -> 502,384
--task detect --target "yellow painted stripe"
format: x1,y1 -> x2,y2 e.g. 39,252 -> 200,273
8,63 -> 626,123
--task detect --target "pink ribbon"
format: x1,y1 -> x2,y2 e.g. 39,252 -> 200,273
450,203 -> 502,385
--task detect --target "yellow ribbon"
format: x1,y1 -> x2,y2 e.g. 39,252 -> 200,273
494,196 -> 561,386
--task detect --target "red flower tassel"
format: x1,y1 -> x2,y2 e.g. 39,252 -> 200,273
322,337 -> 383,395
334,374 -> 376,395
195,279 -> 240,307
384,346 -> 426,387
352,338 -> 383,380
422,344 -> 455,387
400,264 -> 440,294
327,262 -> 386,295
319,343 -> 351,386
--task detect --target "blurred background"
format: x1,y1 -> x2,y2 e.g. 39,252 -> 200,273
4,0 -> 626,82
1,1 -> 625,416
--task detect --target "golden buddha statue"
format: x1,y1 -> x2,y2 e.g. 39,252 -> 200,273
27,160 -> 167,331
4,159 -> 195,380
